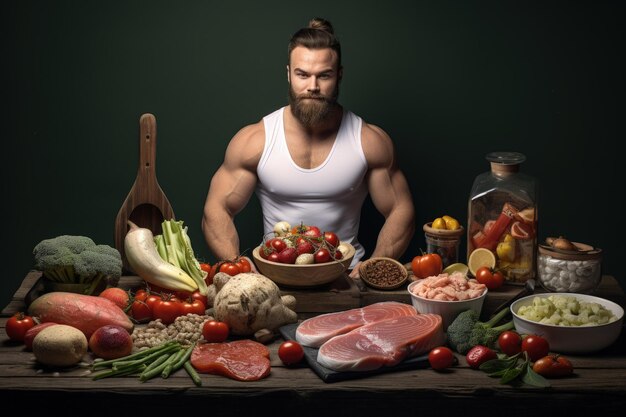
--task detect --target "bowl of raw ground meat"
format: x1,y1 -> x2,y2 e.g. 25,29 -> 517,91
407,272 -> 488,329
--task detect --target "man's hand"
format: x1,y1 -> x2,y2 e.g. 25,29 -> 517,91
349,261 -> 362,279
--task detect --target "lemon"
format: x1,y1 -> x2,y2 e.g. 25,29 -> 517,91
442,263 -> 469,276
442,215 -> 460,230
432,217 -> 447,229
468,248 -> 496,276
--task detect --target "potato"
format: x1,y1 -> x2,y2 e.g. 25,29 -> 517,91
33,324 -> 88,367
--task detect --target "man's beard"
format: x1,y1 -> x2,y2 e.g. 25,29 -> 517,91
288,84 -> 339,128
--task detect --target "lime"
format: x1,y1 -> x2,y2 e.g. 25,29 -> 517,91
468,248 -> 496,276
442,263 -> 469,276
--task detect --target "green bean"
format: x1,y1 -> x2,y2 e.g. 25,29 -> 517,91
92,341 -> 179,370
170,344 -> 195,372
111,344 -> 180,370
139,351 -> 180,382
161,347 -> 188,378
140,352 -> 172,375
92,363 -> 147,380
184,360 -> 202,387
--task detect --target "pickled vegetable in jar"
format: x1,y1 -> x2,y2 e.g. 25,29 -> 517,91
467,152 -> 538,283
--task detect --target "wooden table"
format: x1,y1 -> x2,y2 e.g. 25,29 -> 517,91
2,272 -> 625,416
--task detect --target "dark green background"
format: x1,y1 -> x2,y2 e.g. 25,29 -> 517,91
4,0 -> 624,307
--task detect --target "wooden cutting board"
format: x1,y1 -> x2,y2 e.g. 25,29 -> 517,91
114,113 -> 175,273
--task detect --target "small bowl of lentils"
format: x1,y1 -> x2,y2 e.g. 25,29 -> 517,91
359,257 -> 409,290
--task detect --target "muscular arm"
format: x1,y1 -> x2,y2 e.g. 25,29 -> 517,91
352,124 -> 415,275
202,122 -> 265,260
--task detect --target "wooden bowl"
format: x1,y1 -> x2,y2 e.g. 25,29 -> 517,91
359,257 -> 408,290
251,243 -> 355,288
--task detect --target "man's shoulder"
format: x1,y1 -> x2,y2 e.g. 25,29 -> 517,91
359,120 -> 395,167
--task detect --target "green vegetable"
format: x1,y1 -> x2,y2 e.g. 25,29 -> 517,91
184,360 -> 202,386
479,352 -> 550,388
33,235 -> 122,290
154,220 -> 209,296
90,340 -> 200,386
446,307 -> 514,354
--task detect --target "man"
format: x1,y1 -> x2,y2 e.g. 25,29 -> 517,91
202,18 -> 415,277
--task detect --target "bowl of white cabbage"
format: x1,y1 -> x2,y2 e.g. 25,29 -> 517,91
510,293 -> 624,354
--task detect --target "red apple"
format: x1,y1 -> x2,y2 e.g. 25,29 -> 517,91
89,325 -> 133,360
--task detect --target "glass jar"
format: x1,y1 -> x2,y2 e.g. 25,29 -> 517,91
423,222 -> 464,269
537,242 -> 602,294
467,152 -> 538,283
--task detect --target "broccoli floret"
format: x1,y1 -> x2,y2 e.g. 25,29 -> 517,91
33,235 -> 122,286
446,307 -> 514,354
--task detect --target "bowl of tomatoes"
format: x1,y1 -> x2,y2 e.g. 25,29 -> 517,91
251,223 -> 355,287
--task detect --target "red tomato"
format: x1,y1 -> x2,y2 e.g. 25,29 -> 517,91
202,320 -> 229,343
219,262 -> 241,276
411,253 -> 443,279
466,345 -> 497,369
277,248 -> 298,264
428,346 -> 455,370
5,312 -> 36,342
152,299 -> 182,325
314,248 -> 331,263
498,330 -> 522,356
532,354 -> 574,378
296,241 -> 315,255
334,250 -> 343,260
145,293 -> 161,312
131,298 -> 153,322
190,290 -> 208,307
134,289 -> 148,301
180,299 -> 206,316
236,257 -> 252,273
268,252 -> 281,262
265,238 -> 288,253
475,267 -> 505,290
521,335 -> 550,361
199,263 -> 211,274
291,224 -> 322,238
278,341 -> 305,365
323,231 -> 339,248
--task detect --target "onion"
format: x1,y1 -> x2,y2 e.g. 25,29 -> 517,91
551,237 -> 578,251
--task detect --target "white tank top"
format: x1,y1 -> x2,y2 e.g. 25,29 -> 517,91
256,107 -> 369,267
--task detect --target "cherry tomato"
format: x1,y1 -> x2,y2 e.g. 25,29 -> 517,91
145,293 -> 161,312
334,250 -> 343,260
180,299 -> 206,316
411,253 -> 443,279
152,298 -> 182,325
5,312 -> 36,342
314,248 -> 331,263
199,263 -> 211,274
268,252 -> 281,262
475,267 -> 505,290
498,330 -> 522,356
265,238 -> 288,253
428,346 -> 455,370
219,262 -> 241,276
202,320 -> 229,343
278,341 -> 305,365
206,262 -> 220,284
291,224 -> 322,238
236,257 -> 252,273
190,290 -> 208,307
466,345 -> 497,369
532,354 -> 574,378
134,289 -> 148,301
323,231 -> 339,248
521,334 -> 550,361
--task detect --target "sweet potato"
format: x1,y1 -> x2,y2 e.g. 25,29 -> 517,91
28,291 -> 134,339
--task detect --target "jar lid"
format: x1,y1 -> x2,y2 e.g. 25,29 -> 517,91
538,242 -> 602,261
486,151 -> 526,165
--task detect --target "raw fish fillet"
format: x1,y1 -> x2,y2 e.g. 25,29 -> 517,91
296,302 -> 418,347
317,314 -> 445,372
190,339 -> 270,381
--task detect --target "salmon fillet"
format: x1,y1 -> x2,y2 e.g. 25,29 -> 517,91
190,340 -> 271,381
316,314 -> 445,372
296,302 -> 418,347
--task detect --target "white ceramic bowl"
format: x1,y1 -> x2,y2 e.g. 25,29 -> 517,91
407,280 -> 487,330
510,292 -> 624,354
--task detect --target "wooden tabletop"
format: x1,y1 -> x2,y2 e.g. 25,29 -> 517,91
1,272 -> 625,416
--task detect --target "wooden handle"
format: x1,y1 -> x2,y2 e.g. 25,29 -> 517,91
137,113 -> 157,182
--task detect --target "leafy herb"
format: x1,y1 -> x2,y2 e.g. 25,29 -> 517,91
478,351 -> 550,388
